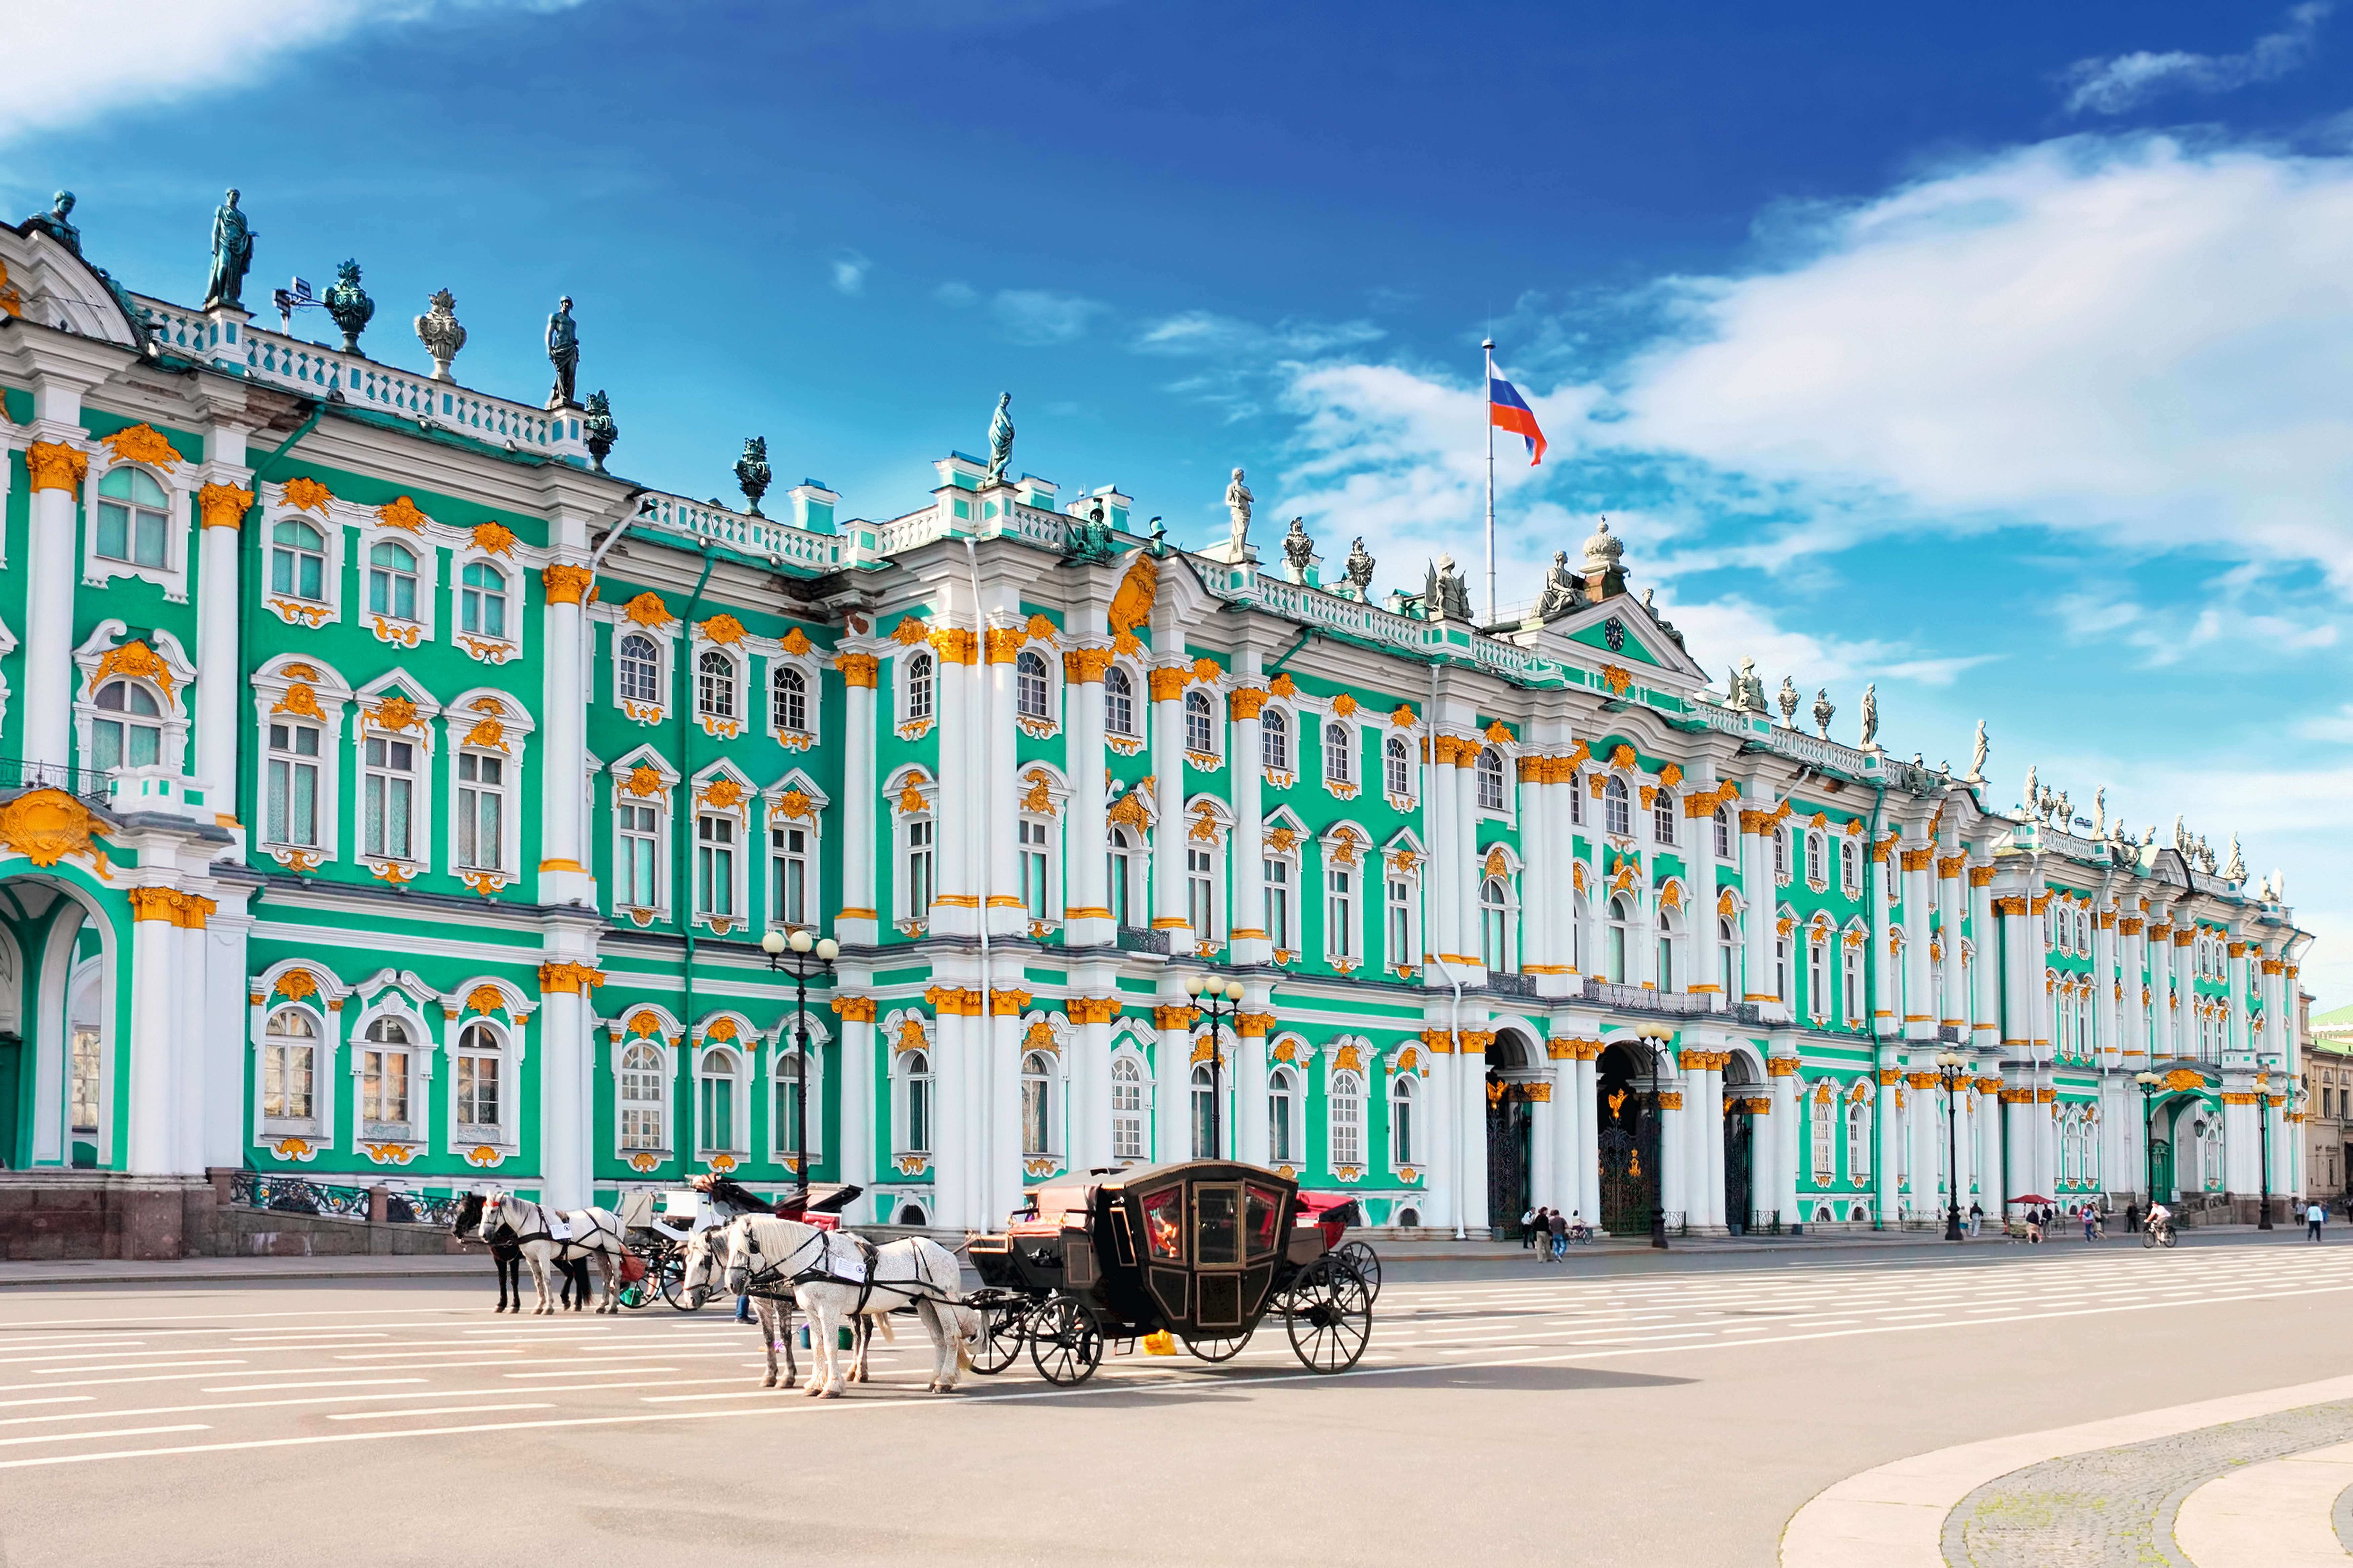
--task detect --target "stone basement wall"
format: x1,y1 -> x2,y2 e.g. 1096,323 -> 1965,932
0,1171 -> 472,1261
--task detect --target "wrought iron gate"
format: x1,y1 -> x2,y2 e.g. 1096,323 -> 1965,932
1486,1085 -> 1531,1235
1598,1088 -> 1658,1237
1724,1111 -> 1754,1234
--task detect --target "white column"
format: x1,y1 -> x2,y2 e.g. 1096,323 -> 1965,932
931,633 -> 978,937
2227,939 -> 2252,1056
986,999 -> 1022,1223
1877,1068 -> 1900,1225
1688,775 -> 1719,1005
985,632 -> 1024,937
1429,743 -> 1460,968
2171,928 -> 2195,1059
932,1010 -> 973,1227
1235,1003 -> 1271,1168
1936,855 -> 1965,1034
1519,760 -> 1549,975
1574,1049 -> 1601,1232
1154,990 -> 1191,1161
836,1001 -> 876,1191
1455,1026 -> 1489,1229
193,451 -> 250,808
1902,841 -> 1936,1040
1703,1059 -> 1726,1228
1771,1059 -> 1800,1226
836,655 -> 879,945
539,564 -> 593,902
1550,759 -> 1582,987
1452,741 -> 1480,971
21,431 -> 86,772
1550,1042 -> 1581,1216
1659,1076 -> 1687,1228
124,897 -> 178,1174
1418,1026 -> 1455,1232
2119,917 -> 2147,1065
1747,807 -> 1779,1017
1229,690 -> 1268,963
1072,1003 -> 1111,1174
203,900 -> 251,1171
1061,653 -> 1109,945
174,909 -> 209,1174
1969,868 -> 1999,1054
1149,667 -> 1189,947
1870,839 -> 1898,1034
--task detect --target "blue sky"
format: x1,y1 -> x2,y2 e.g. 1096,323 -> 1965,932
13,1 -> 2353,1000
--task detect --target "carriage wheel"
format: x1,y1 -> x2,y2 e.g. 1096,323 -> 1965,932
1183,1328 -> 1254,1363
1029,1297 -> 1103,1386
657,1255 -> 696,1310
1284,1255 -> 1372,1374
1336,1240 -> 1382,1303
618,1261 -> 659,1310
967,1299 -> 1029,1376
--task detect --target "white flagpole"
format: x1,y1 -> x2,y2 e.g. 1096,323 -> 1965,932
1482,337 -> 1496,624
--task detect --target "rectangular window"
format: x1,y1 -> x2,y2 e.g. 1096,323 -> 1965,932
457,752 -> 504,870
1266,857 -> 1291,950
616,802 -> 659,907
1843,948 -> 1862,1024
265,721 -> 320,847
1112,1067 -> 1144,1162
1187,847 -> 1215,936
262,1037 -> 312,1122
1387,877 -> 1412,963
362,735 -> 414,861
1019,818 -> 1049,920
769,822 -> 809,926
456,1054 -> 500,1132
1327,867 -> 1354,959
361,1050 -> 410,1131
1330,1081 -> 1361,1167
907,817 -> 934,917
69,1027 -> 103,1133
697,814 -> 736,918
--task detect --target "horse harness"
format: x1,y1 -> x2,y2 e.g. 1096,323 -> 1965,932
737,1225 -> 941,1318
505,1199 -> 619,1256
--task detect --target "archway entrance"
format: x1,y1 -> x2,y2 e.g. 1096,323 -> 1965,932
1484,1032 -> 1535,1236
1596,1042 -> 1659,1238
2149,1139 -> 2173,1203
0,873 -> 116,1172
1723,1056 -> 1756,1234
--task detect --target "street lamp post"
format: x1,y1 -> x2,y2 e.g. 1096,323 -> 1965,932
1186,972 -> 1247,1159
2256,1062 -> 2275,1231
1935,1050 -> 1968,1242
760,927 -> 839,1200
1634,1024 -> 1675,1250
2134,1071 -> 2160,1222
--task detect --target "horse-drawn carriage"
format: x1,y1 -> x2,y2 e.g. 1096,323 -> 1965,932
614,1180 -> 856,1309
964,1159 -> 1374,1385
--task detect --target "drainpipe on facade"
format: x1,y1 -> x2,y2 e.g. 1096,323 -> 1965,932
1866,777 -> 1886,1230
234,404 -> 326,837
675,544 -> 716,1080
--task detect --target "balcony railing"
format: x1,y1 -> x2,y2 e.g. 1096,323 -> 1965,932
1581,979 -> 1715,1016
1116,925 -> 1170,955
1485,971 -> 1538,998
0,758 -> 113,802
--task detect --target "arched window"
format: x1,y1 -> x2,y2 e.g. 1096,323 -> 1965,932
1843,942 -> 1863,1023
454,1020 -> 503,1138
1385,735 -> 1410,798
1107,826 -> 1135,928
903,1049 -> 933,1153
360,1016 -> 414,1136
1022,1050 -> 1055,1157
1329,1069 -> 1363,1167
270,518 -> 326,601
1656,909 -> 1678,992
617,633 -> 661,705
1018,814 -> 1050,919
1607,894 -> 1632,984
1185,688 -> 1215,753
771,665 -> 809,734
460,562 -> 507,639
1481,878 -> 1510,972
262,1008 -> 317,1124
620,1042 -> 665,1149
1264,843 -> 1293,950
1191,1063 -> 1218,1159
697,650 -> 737,720
266,713 -> 322,848
1105,666 -> 1135,737
1774,930 -> 1790,1003
1808,933 -> 1827,1020
1267,1065 -> 1297,1165
1389,1075 -> 1416,1166
1713,803 -> 1733,860
1016,650 -> 1050,720
95,466 -> 169,566
1718,915 -> 1741,999
1326,859 -> 1355,959
699,1048 -> 739,1153
905,652 -> 933,721
903,795 -> 935,919
90,680 -> 163,772
1604,776 -> 1630,836
1840,837 -> 1859,895
1476,747 -> 1506,811
1110,1056 -> 1145,1162
1847,1092 -> 1873,1183
1810,1087 -> 1835,1183
367,541 -> 418,621
1774,826 -> 1790,878
774,1046 -> 809,1157
1262,708 -> 1290,772
1654,789 -> 1677,844
1324,722 -> 1352,783
1806,832 -> 1825,886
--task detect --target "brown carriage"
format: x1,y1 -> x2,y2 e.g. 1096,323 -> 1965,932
963,1159 -> 1373,1384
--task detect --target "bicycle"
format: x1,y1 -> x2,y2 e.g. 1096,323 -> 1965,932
2141,1220 -> 2177,1249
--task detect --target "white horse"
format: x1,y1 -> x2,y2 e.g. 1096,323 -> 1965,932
678,1225 -> 891,1390
707,1214 -> 977,1396
472,1193 -> 627,1314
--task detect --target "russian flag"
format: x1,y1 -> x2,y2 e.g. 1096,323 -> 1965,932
1489,375 -> 1547,465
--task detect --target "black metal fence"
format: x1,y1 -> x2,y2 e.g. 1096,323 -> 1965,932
227,1171 -> 465,1226
0,757 -> 113,801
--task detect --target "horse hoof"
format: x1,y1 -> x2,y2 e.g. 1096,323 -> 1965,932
821,1386 -> 842,1400
763,1375 -> 777,1389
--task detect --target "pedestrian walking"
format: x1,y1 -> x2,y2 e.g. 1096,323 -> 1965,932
2309,1200 -> 2326,1242
1548,1208 -> 1567,1261
2083,1207 -> 2098,1243
2026,1208 -> 2043,1244
2125,1201 -> 2140,1235
1968,1200 -> 1983,1239
1521,1206 -> 1539,1249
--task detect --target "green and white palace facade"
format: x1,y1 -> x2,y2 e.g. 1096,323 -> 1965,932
0,204 -> 2317,1249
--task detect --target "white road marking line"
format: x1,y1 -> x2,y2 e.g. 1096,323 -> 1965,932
0,1396 -> 94,1410
35,1360 -> 244,1375
198,1379 -> 427,1393
502,1367 -> 679,1379
0,1423 -> 209,1448
327,1404 -> 556,1421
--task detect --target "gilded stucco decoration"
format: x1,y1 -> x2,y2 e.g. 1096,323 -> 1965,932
1106,552 -> 1158,653
701,613 -> 747,647
624,592 -> 673,629
272,683 -> 326,720
197,481 -> 254,530
25,442 -> 88,494
376,495 -> 430,532
0,789 -> 105,872
471,521 -> 518,556
91,639 -> 175,698
280,477 -> 332,513
100,423 -> 183,467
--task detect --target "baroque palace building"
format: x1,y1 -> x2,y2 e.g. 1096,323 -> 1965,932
0,198 -> 2318,1252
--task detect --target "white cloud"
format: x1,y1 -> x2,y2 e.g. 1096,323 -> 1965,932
1611,134 -> 2353,587
2053,587 -> 2339,668
932,281 -> 978,307
1133,311 -> 1385,359
0,0 -> 584,147
2062,3 -> 2330,116
831,251 -> 868,296
991,289 -> 1109,345
2297,703 -> 2353,742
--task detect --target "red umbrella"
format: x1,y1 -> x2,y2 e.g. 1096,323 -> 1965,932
2009,1195 -> 2055,1205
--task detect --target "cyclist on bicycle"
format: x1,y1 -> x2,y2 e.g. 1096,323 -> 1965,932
2147,1202 -> 2173,1241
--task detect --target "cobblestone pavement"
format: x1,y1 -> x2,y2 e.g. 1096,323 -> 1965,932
1942,1399 -> 2353,1565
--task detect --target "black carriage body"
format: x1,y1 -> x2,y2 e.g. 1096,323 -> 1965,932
969,1161 -> 1320,1340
